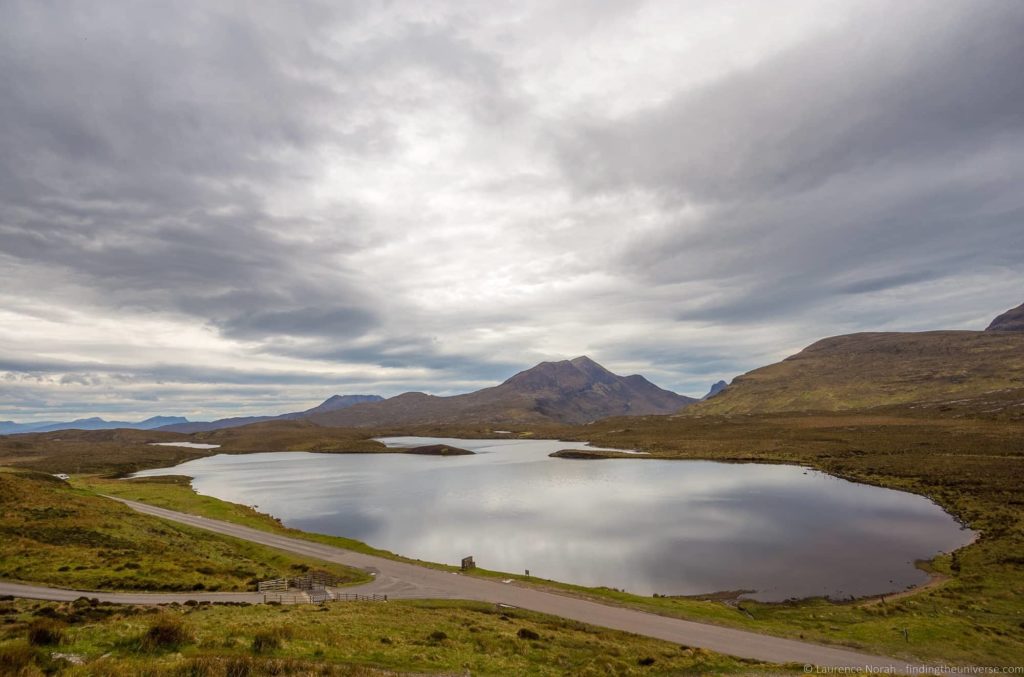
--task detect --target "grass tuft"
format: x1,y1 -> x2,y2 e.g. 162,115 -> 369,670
0,643 -> 40,673
516,627 -> 540,640
141,614 -> 192,652
251,628 -> 287,654
26,619 -> 63,646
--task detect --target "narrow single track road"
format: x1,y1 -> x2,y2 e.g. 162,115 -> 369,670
3,497 -> 937,674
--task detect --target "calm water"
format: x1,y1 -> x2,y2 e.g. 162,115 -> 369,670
132,437 -> 974,601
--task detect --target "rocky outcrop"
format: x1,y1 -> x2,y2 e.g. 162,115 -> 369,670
986,302 -> 1024,332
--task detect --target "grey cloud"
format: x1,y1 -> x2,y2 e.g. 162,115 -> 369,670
553,1 -> 1024,328
257,334 -> 529,392
216,306 -> 379,341
556,2 -> 1024,202
1,1 -> 1021,420
0,355 -> 356,387
836,271 -> 942,296
0,2 -> 400,344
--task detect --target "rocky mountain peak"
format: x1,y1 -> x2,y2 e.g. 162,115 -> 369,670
986,302 -> 1024,332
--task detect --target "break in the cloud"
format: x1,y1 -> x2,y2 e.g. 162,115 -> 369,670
1,0 -> 1021,421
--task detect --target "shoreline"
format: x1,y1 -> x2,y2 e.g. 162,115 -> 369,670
112,442 -> 967,608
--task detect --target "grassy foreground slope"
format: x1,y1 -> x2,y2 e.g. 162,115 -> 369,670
0,598 -> 777,676
0,469 -> 367,592
693,331 -> 1024,415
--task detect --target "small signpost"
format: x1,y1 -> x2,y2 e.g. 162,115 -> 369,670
461,556 -> 476,571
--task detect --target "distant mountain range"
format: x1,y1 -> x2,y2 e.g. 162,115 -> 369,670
0,396 -> 385,436
156,395 -> 385,433
690,301 -> 1024,416
306,356 -> 697,427
0,416 -> 187,436
2,359 -> 699,434
8,301 -> 1022,434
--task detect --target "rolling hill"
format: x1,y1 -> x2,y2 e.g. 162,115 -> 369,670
158,394 -> 384,433
308,356 -> 696,427
690,305 -> 1024,416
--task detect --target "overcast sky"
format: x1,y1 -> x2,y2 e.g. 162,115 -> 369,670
1,1 -> 1022,422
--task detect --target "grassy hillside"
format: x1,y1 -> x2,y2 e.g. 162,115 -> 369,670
0,598 -> 775,676
0,469 -> 367,592
693,331 -> 1024,415
0,428 -> 205,475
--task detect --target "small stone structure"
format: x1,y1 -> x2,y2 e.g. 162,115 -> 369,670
461,556 -> 476,571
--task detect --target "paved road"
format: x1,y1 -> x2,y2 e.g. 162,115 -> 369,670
4,497 -> 932,673
0,580 -> 265,605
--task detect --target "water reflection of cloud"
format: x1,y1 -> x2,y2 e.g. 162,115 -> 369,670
132,437 -> 974,601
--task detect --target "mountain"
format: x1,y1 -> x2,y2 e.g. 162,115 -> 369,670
158,394 -> 384,433
987,301 -> 1024,332
307,356 -> 696,427
136,416 -> 189,428
0,415 -> 189,435
285,394 -> 385,418
702,380 -> 728,400
689,330 -> 1024,415
156,415 -> 277,434
0,420 -> 62,435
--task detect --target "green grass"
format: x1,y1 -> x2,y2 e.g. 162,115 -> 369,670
0,469 -> 368,593
0,428 -> 209,475
0,597 -> 787,676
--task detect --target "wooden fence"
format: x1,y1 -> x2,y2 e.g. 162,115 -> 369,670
263,590 -> 387,605
257,571 -> 347,593
258,572 -> 386,605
